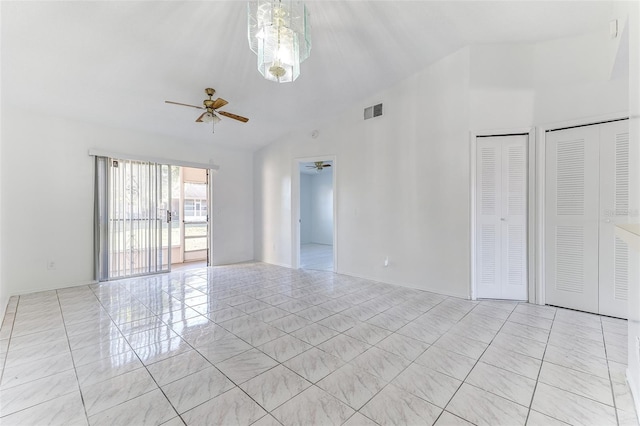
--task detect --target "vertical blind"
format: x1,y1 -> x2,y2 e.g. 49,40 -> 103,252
95,157 -> 171,281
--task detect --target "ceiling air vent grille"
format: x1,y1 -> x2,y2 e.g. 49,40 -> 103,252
364,103 -> 383,120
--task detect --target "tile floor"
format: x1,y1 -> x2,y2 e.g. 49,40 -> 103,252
0,262 -> 638,426
300,243 -> 333,271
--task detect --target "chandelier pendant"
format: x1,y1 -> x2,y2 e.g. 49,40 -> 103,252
248,0 -> 311,83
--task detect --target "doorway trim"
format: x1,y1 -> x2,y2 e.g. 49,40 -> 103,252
469,127 -> 535,302
292,155 -> 338,271
535,112 -> 629,307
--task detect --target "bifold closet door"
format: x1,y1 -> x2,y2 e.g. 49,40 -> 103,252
545,120 -> 634,318
598,120 -> 635,318
476,135 -> 528,300
545,125 -> 600,313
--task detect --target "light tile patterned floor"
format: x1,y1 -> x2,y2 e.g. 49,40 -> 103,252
0,262 -> 637,426
300,243 -> 333,271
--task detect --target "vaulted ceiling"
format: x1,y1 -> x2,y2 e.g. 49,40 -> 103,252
2,1 -> 614,150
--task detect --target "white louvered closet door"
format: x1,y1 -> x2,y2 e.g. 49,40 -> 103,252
502,138 -> 528,300
598,120 -> 635,318
545,126 -> 601,314
476,135 -> 528,300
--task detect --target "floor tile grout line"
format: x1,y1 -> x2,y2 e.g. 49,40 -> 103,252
437,302 -> 523,424
354,299 -> 511,425
0,295 -> 19,387
540,357 -> 615,385
89,283 -> 187,421
529,308 -> 623,424
602,315 -> 622,426
1,266 -> 630,426
322,295 -> 489,423
523,302 -> 557,426
438,301 -> 605,423
142,283 -> 321,424
92,278 -> 213,423
55,288 -> 92,426
206,280 -> 456,423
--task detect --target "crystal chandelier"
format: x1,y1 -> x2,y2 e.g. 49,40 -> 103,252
248,0 -> 311,83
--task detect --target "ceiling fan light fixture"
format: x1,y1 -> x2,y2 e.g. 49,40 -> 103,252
248,0 -> 311,83
166,88 -> 250,131
201,112 -> 214,123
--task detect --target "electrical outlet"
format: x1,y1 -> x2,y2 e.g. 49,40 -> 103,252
47,260 -> 56,270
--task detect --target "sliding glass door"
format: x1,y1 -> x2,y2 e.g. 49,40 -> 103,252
183,179 -> 209,263
95,157 -> 172,280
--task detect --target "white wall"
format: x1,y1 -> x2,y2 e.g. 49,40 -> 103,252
533,30 -> 628,124
255,24 -> 633,303
468,31 -> 629,131
626,0 -> 640,418
0,107 -> 254,308
255,47 -> 473,298
469,44 -> 535,131
300,173 -> 312,244
310,170 -> 333,245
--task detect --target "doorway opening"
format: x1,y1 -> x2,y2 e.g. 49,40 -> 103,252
170,166 -> 210,269
293,157 -> 336,272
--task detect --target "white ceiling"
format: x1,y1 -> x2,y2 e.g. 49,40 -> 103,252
2,1 -> 614,150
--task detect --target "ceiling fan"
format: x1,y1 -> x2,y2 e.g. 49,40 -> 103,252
306,161 -> 332,171
165,88 -> 249,132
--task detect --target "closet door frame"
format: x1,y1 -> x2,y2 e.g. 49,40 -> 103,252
470,127 -> 535,301
535,112 -> 629,307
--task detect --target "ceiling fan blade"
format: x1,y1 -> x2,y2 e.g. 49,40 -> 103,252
195,112 -> 207,122
322,164 -> 331,167
211,98 -> 229,109
218,111 -> 249,123
165,100 -> 205,110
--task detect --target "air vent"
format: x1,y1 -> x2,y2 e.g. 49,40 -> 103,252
364,103 -> 383,120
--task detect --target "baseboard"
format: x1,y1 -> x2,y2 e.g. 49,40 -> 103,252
335,270 -> 472,300
0,279 -> 99,323
252,260 -> 474,300
253,260 -> 293,269
8,280 -> 99,299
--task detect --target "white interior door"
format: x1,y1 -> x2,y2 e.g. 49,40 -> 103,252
545,126 -> 601,313
502,138 -> 528,300
545,120 -> 634,318
598,120 -> 634,318
476,135 -> 528,300
477,139 -> 502,299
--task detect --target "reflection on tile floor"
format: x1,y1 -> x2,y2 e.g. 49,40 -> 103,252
300,243 -> 333,271
0,262 -> 637,426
